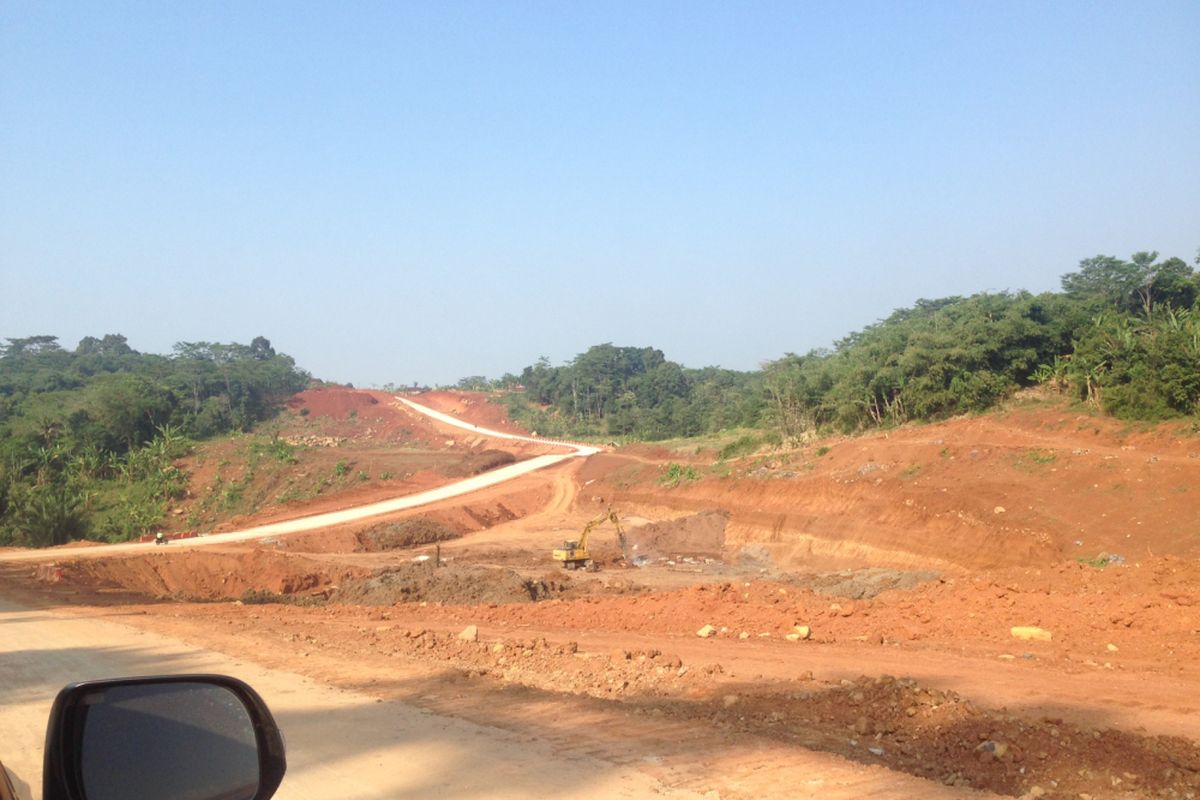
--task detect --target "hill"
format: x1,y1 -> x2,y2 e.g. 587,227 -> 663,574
581,391 -> 1200,571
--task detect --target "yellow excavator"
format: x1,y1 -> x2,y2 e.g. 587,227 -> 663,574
553,509 -> 627,570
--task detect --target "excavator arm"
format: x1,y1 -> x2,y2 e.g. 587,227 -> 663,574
574,517 -> 600,553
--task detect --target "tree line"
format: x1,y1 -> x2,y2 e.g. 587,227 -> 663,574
0,335 -> 309,545
496,345 -> 761,440
494,249 -> 1200,442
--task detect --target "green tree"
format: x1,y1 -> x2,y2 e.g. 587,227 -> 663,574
1062,251 -> 1198,317
0,333 -> 308,545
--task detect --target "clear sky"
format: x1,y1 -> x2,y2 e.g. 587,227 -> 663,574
2,1 -> 1198,386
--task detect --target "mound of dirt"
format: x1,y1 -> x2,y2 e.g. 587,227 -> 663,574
289,387 -> 382,420
626,511 -> 728,559
784,568 -> 940,599
371,628 -> 700,700
334,564 -> 558,606
356,518 -> 462,551
696,675 -> 1200,799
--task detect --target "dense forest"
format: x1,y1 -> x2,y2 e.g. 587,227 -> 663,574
496,250 -> 1200,441
0,335 -> 308,546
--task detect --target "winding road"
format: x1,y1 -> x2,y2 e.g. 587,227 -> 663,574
0,400 -> 684,800
0,397 -> 596,563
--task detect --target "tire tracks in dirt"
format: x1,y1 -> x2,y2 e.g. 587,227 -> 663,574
0,597 -> 707,800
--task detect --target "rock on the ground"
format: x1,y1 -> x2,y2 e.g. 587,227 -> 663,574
458,624 -> 478,642
1010,626 -> 1052,642
787,625 -> 812,641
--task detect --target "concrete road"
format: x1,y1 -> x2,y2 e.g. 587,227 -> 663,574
393,396 -> 600,455
0,597 -> 699,800
0,401 -> 679,799
0,398 -> 594,564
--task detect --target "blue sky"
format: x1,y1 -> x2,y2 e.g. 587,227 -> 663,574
2,1 -> 1197,385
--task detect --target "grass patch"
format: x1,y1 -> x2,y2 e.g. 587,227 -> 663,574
658,462 -> 700,488
707,461 -> 732,478
1012,449 -> 1057,471
276,483 -> 318,504
249,437 -> 298,465
1076,553 -> 1124,569
719,434 -> 763,460
611,463 -> 647,490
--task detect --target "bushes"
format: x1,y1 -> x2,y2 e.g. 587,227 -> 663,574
511,345 -> 762,441
658,462 -> 699,488
500,252 -> 1196,443
0,334 -> 307,546
1068,308 -> 1200,420
718,432 -> 780,460
4,484 -> 89,546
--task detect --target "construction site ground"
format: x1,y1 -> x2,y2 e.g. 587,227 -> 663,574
3,389 -> 1200,800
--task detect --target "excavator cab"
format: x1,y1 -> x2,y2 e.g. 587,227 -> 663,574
553,539 -> 588,569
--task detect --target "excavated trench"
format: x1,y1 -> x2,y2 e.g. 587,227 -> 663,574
54,507 -> 937,607
59,549 -> 365,601
56,548 -> 590,606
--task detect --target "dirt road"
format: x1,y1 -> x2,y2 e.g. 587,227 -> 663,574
0,592 -> 1011,800
0,596 -> 705,800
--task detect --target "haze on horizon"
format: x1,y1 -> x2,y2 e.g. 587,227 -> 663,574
2,2 -> 1197,386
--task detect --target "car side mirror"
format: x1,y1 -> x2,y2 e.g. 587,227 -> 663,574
42,675 -> 286,800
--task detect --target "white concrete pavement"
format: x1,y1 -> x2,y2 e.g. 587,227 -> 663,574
393,395 -> 599,455
0,397 -> 594,563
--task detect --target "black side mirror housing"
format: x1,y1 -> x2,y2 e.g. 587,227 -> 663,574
42,675 -> 286,800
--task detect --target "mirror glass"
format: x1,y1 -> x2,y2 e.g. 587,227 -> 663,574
78,681 -> 260,800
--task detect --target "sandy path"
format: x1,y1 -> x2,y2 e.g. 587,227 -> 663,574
0,597 -> 704,800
